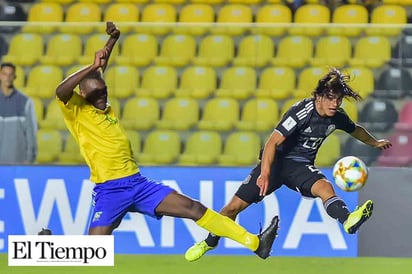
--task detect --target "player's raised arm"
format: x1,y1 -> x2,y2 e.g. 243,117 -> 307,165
101,21 -> 120,72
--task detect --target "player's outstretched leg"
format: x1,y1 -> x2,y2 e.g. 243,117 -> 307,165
254,215 -> 280,259
344,200 -> 373,234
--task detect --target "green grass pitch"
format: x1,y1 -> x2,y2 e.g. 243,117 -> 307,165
2,254 -> 412,274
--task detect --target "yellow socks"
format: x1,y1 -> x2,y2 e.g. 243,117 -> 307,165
196,208 -> 259,251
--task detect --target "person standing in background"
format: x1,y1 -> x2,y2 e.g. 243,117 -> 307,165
0,62 -> 37,164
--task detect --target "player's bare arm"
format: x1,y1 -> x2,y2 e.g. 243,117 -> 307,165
257,131 -> 285,196
350,124 -> 392,150
100,21 -> 120,72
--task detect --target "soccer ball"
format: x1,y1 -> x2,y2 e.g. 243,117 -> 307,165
332,156 -> 368,192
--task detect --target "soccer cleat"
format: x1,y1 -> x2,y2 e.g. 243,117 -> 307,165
184,240 -> 216,262
344,200 -> 374,234
254,215 -> 279,259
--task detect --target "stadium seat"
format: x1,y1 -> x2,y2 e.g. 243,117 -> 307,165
294,67 -> 328,99
391,36 -> 412,67
39,100 -> 67,130
0,3 -> 27,33
179,131 -> 222,166
374,67 -> 412,99
14,65 -> 25,90
2,33 -> 43,66
256,66 -> 295,100
138,130 -> 181,165
315,133 -> 341,167
101,3 -> 139,33
175,4 -> 214,35
310,36 -> 352,68
218,131 -> 261,166
376,132 -> 412,167
36,129 -> 63,164
394,101 -> 412,132
198,98 -> 240,131
190,0 -> 224,4
232,34 -> 275,67
272,35 -> 313,68
289,4 -> 330,37
342,138 -> 381,166
366,5 -> 407,36
126,130 -> 141,158
24,65 -> 63,99
24,2 -> 63,34
116,34 -> 158,67
359,99 -> 398,132
32,97 -> 44,122
58,134 -> 85,165
211,4 -> 253,36
175,66 -> 217,99
115,0 -> 149,3
328,4 -> 368,37
121,97 -> 160,130
108,97 -> 121,118
215,66 -> 257,99
227,0 -> 264,3
345,66 -> 374,99
280,98 -> 302,116
60,3 -> 102,34
157,98 -> 199,130
154,34 -> 196,67
253,4 -> 292,36
349,36 -> 391,68
340,100 -> 358,122
236,98 -> 279,132
40,34 -> 82,66
105,65 -> 139,99
193,35 -> 235,67
41,0 -> 75,3
78,34 -> 120,65
136,66 -> 177,99
137,4 -> 177,35
0,35 -> 7,58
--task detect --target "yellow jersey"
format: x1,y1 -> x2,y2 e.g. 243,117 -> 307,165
57,93 -> 139,183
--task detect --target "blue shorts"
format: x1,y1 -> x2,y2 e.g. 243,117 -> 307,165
89,173 -> 174,229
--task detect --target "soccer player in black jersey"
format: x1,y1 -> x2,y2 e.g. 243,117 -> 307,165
185,68 -> 392,262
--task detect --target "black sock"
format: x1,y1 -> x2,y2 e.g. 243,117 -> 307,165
205,233 -> 220,247
324,196 -> 350,224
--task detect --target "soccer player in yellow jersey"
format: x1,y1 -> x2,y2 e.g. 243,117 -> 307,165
55,22 -> 279,260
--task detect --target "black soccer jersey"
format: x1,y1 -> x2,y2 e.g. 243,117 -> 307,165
274,98 -> 356,163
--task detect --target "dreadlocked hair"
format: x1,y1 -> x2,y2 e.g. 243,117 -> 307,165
311,68 -> 362,101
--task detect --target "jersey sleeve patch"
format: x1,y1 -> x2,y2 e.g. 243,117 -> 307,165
281,116 -> 297,131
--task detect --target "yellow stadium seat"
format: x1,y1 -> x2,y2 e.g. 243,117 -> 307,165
211,4 -> 253,36
280,98 -> 302,116
175,66 -> 217,99
32,97 -> 44,122
115,0 -> 149,3
136,66 -> 177,99
126,130 -> 141,158
175,4 -> 214,35
294,66 -> 328,99
58,134 -> 85,165
101,3 -> 139,34
228,0 -> 264,3
121,97 -> 160,130
328,4 -> 368,37
2,34 -> 43,66
215,66 -> 257,99
107,97 -> 121,118
236,98 -> 279,132
190,0 -> 224,4
78,34 -> 120,65
137,4 -> 177,35
154,34 -> 196,67
157,98 -> 200,130
256,66 -> 295,100
349,36 -> 391,68
315,133 -> 340,167
289,4 -> 330,37
310,36 -> 352,68
232,34 -> 275,67
36,129 -> 63,164
39,100 -> 66,130
345,66 -> 374,99
40,34 -> 82,66
116,34 -> 158,67
198,98 -> 240,131
24,2 -> 63,34
272,35 -> 313,68
179,131 -> 222,166
218,131 -> 261,166
138,130 -> 181,165
340,99 -> 358,122
41,0 -> 74,3
14,65 -> 25,90
79,0 -> 112,4
366,5 -> 407,36
193,35 -> 235,67
105,66 -> 139,99
253,4 -> 292,36
25,65 -> 63,99
154,0 -> 186,4
60,3 -> 102,34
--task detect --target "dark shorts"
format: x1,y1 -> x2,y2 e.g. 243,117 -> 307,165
89,173 -> 175,229
236,156 -> 326,204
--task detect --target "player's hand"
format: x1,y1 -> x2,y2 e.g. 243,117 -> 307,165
93,48 -> 109,69
374,139 -> 392,150
106,21 -> 120,39
257,174 -> 269,197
